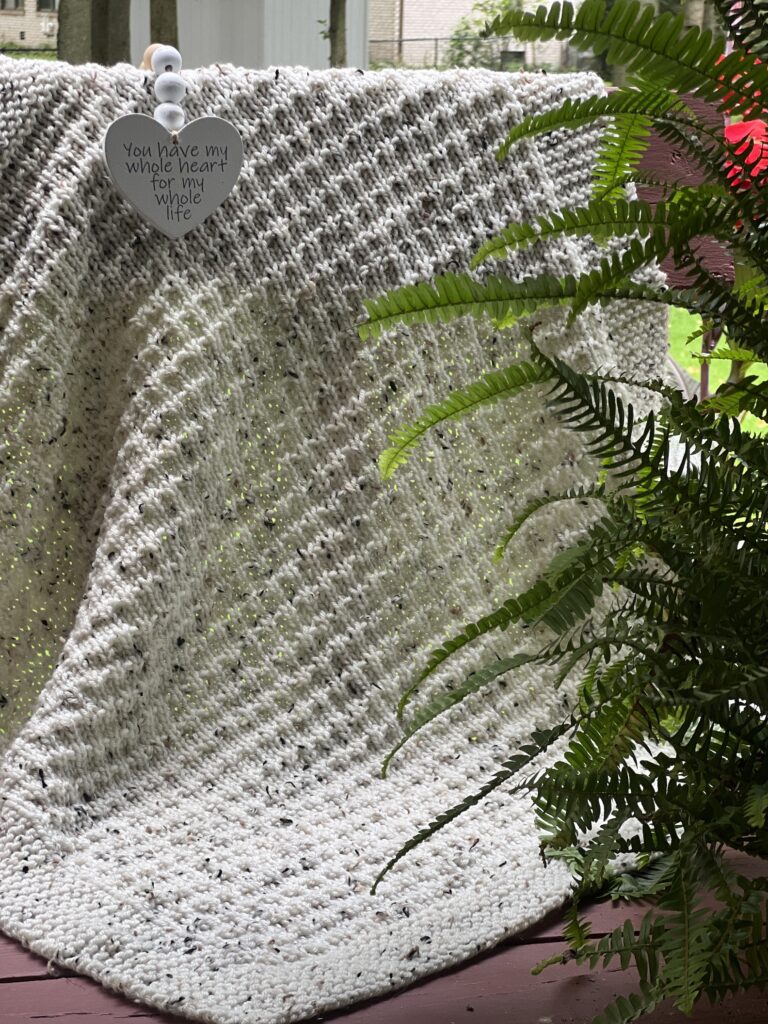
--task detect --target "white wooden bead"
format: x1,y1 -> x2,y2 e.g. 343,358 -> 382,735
151,45 -> 182,75
154,103 -> 185,132
154,72 -> 186,104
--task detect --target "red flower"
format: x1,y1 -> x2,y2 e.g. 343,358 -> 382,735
723,119 -> 768,191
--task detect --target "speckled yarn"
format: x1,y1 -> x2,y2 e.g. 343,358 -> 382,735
0,56 -> 668,1024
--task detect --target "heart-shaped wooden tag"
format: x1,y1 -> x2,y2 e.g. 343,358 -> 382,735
104,114 -> 243,239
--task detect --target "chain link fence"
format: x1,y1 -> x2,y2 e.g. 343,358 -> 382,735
369,33 -> 586,71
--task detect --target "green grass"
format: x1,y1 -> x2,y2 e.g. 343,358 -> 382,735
1,48 -> 56,60
668,306 -> 767,434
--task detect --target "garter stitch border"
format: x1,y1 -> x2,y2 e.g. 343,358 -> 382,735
0,56 -> 668,1024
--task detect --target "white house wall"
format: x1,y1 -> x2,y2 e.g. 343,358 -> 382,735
130,0 -> 368,70
263,0 -> 368,69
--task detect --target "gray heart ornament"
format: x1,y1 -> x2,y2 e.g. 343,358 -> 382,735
104,114 -> 243,239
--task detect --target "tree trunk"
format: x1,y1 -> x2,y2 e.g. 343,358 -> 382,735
683,0 -> 706,29
107,0 -> 131,63
57,0 -> 92,64
58,0 -> 130,64
702,0 -> 719,34
608,0 -> 657,86
151,0 -> 179,49
92,0 -> 130,64
329,0 -> 346,67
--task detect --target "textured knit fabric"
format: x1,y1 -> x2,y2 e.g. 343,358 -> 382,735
0,56 -> 667,1024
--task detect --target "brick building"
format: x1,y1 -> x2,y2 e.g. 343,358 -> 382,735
370,0 -> 473,65
0,0 -> 57,49
369,0 -> 565,69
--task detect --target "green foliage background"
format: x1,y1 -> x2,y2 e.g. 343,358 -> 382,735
669,307 -> 768,432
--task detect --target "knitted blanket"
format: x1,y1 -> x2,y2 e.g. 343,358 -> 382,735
0,56 -> 667,1024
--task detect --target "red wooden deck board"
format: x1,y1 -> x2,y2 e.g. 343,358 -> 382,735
1,941 -> 766,1024
0,978 -> 179,1021
2,852 -> 765,1023
0,944 -> 74,983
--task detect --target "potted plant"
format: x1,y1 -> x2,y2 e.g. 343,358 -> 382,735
359,2 -> 768,1020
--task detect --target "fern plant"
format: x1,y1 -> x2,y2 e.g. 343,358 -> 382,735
359,2 -> 768,1021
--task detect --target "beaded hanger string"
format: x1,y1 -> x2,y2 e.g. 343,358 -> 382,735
147,43 -> 186,142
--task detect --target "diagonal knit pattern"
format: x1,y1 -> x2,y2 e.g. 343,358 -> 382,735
0,57 -> 667,1024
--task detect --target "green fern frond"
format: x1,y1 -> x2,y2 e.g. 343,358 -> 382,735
381,650 -> 542,777
623,819 -> 687,862
593,172 -> 718,201
534,346 -> 652,471
371,719 -> 573,893
533,762 -> 655,839
558,696 -> 648,777
569,233 -> 675,317
705,884 -> 768,1000
395,578 -> 557,721
377,360 -> 548,480
488,0 -> 767,119
608,851 -> 679,902
471,199 -> 665,267
395,522 -> 638,724
357,271 -> 572,341
697,844 -> 742,906
363,14 -> 768,1009
581,912 -> 660,974
562,898 -> 594,951
472,196 -> 738,274
701,376 -> 768,419
589,980 -> 664,1024
494,86 -> 691,160
656,849 -> 712,1013
370,763 -> 517,894
607,568 -> 682,619
732,270 -> 768,308
576,651 -> 638,707
715,0 -> 768,58
666,393 -> 768,476
694,346 -> 760,363
594,113 -> 653,198
492,484 -> 606,563
745,783 -> 768,828
536,562 -> 606,632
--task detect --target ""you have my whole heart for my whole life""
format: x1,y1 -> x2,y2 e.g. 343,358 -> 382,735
121,139 -> 231,224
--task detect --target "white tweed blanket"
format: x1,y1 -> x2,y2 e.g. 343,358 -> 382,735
0,56 -> 667,1024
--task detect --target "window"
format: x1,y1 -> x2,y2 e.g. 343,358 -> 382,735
37,0 -> 58,9
0,1 -> 23,11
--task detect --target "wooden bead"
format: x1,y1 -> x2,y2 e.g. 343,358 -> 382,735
151,45 -> 182,75
153,103 -> 185,132
154,72 -> 186,104
140,43 -> 161,70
